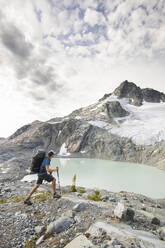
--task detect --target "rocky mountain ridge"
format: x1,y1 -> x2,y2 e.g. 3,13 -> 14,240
0,80 -> 165,183
0,138 -> 5,144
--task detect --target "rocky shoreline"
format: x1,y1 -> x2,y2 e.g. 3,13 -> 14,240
0,180 -> 165,248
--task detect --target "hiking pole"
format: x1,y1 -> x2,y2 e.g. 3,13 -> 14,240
56,166 -> 62,195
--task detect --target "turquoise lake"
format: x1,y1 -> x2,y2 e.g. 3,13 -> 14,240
50,158 -> 165,199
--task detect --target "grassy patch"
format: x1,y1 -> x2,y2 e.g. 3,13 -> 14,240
88,190 -> 102,202
44,232 -> 54,239
0,198 -> 8,204
33,190 -> 52,202
12,194 -> 26,203
77,187 -> 86,194
25,234 -> 39,248
25,239 -> 36,248
70,185 -> 77,192
34,212 -> 46,220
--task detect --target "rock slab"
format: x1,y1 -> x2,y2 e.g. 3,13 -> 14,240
73,202 -> 88,212
64,234 -> 93,248
46,217 -> 73,234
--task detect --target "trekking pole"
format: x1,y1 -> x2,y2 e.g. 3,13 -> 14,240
56,166 -> 62,195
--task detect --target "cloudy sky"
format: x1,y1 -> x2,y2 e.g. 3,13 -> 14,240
0,0 -> 165,137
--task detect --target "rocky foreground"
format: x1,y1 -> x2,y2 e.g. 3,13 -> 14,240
0,181 -> 165,248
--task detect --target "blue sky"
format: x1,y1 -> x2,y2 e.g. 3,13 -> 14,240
0,0 -> 165,137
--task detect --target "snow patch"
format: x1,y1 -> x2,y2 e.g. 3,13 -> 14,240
88,99 -> 165,145
75,116 -> 81,120
58,143 -> 70,156
90,107 -> 98,111
110,101 -> 165,146
89,120 -> 109,129
1,168 -> 10,174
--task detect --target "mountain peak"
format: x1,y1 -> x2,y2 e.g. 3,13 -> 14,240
113,80 -> 143,106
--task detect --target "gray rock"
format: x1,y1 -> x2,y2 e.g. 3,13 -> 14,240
114,202 -> 135,221
35,225 -> 46,234
158,227 -> 165,240
4,187 -> 11,192
102,101 -> 129,119
36,235 -> 45,246
64,234 -> 93,248
74,215 -> 82,223
62,210 -> 75,218
108,238 -> 121,246
73,202 -> 88,212
46,217 -> 74,234
88,221 -> 165,248
142,88 -> 165,103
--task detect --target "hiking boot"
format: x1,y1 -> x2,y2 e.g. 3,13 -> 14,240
24,198 -> 33,205
53,192 -> 61,199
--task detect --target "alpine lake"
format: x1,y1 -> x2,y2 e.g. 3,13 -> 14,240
23,158 -> 165,199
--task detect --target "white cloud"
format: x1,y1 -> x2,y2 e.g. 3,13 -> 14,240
0,0 -> 165,137
84,8 -> 106,26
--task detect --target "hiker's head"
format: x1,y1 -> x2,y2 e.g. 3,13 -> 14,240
48,150 -> 55,159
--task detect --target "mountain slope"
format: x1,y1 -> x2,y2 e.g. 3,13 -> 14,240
0,80 -> 165,181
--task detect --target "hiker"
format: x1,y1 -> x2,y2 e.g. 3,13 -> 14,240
24,150 -> 61,205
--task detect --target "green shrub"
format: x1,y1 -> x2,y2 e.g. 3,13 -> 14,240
94,190 -> 100,196
70,185 -> 77,192
70,174 -> 77,192
77,187 -> 86,194
0,198 -> 8,204
88,190 -> 102,201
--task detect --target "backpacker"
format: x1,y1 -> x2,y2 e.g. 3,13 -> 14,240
30,150 -> 46,173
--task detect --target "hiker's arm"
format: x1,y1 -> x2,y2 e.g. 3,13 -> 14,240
45,165 -> 58,173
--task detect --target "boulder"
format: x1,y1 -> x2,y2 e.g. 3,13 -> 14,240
62,210 -> 75,218
35,225 -> 46,235
73,202 -> 88,212
158,227 -> 165,240
36,235 -> 45,246
46,217 -> 74,234
64,234 -> 93,248
114,202 -> 135,221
